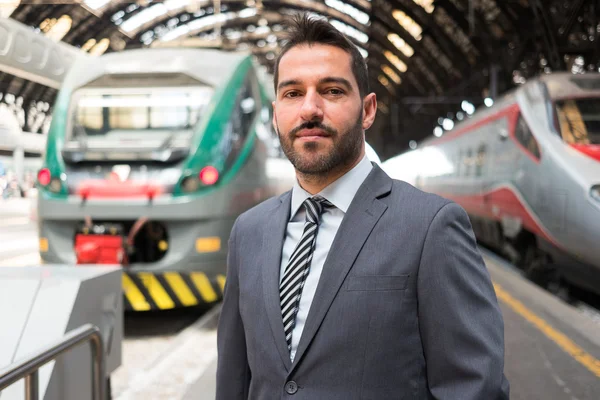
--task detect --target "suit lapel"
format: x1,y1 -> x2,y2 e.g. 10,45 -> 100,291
262,191 -> 293,371
290,165 -> 392,373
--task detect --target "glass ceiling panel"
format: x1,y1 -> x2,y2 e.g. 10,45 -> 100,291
84,0 -> 111,10
325,0 -> 370,24
330,20 -> 369,44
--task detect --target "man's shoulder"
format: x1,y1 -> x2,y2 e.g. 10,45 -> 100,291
388,179 -> 452,212
233,191 -> 290,232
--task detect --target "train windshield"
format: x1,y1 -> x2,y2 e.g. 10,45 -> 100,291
68,86 -> 213,151
555,98 -> 600,145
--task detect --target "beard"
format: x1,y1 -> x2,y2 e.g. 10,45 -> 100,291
276,113 -> 364,175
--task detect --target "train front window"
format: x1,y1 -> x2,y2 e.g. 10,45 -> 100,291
70,87 -> 213,150
555,98 -> 600,145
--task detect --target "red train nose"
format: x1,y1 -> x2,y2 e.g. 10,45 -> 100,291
569,144 -> 600,162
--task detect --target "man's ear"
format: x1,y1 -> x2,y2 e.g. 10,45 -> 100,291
362,93 -> 377,130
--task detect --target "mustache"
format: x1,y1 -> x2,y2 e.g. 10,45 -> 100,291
289,121 -> 337,138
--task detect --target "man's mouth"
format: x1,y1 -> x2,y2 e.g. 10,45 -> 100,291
296,129 -> 330,138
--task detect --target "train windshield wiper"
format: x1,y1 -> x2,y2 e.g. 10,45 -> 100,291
74,123 -> 89,150
158,130 -> 179,150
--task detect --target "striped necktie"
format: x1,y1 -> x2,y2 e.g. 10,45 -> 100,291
280,195 -> 333,352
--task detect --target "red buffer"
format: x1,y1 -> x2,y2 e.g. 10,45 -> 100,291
75,234 -> 124,265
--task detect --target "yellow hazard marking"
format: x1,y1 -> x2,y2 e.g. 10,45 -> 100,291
195,237 -> 221,253
39,238 -> 49,253
164,272 -> 198,307
190,272 -> 218,302
122,274 -> 151,311
493,283 -> 600,378
138,272 -> 175,309
216,274 -> 226,293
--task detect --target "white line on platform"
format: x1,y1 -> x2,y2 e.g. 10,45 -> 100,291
0,216 -> 32,227
0,238 -> 38,254
0,252 -> 41,267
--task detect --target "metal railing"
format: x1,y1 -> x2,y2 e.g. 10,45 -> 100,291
0,323 -> 106,400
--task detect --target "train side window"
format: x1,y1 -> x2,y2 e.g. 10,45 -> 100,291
465,148 -> 473,176
475,144 -> 486,177
515,115 -> 541,160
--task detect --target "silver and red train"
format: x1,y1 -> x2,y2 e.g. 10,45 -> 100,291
384,72 -> 600,296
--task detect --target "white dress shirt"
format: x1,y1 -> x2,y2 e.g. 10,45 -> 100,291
279,154 -> 373,361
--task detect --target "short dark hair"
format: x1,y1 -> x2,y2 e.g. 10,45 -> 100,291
273,13 -> 369,98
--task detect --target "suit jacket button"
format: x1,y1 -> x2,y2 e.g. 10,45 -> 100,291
285,381 -> 298,394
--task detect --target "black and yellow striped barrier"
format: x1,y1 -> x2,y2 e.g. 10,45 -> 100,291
122,271 -> 226,311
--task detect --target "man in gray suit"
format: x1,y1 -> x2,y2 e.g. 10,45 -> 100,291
217,13 -> 509,400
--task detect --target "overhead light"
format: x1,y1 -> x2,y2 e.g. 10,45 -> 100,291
392,10 -> 422,40
387,33 -> 414,57
433,127 -> 443,137
413,0 -> 435,14
409,140 -> 417,149
81,38 -> 97,52
461,100 -> 475,115
89,38 -> 110,56
378,75 -> 394,93
484,97 -> 494,107
384,51 -> 407,72
42,15 -> 72,42
378,74 -> 390,87
442,118 -> 454,130
382,65 -> 401,84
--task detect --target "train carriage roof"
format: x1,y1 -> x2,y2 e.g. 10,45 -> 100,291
67,48 -> 252,90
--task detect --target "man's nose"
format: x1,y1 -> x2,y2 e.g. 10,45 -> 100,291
299,90 -> 324,122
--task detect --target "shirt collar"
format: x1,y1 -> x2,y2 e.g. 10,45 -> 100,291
290,154 -> 373,220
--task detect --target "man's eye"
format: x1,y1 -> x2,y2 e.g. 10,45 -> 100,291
284,91 -> 300,98
328,88 -> 344,95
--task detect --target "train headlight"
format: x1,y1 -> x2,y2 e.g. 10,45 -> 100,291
179,166 -> 219,193
181,175 -> 199,193
49,178 -> 62,193
591,185 -> 600,203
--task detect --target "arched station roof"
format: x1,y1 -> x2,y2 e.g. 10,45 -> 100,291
2,0 -> 599,159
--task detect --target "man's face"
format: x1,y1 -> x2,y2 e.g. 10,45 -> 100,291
273,44 -> 376,175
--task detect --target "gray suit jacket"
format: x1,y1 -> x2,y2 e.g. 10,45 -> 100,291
217,164 -> 509,399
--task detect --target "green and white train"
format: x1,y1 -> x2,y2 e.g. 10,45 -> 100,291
37,48 -> 295,311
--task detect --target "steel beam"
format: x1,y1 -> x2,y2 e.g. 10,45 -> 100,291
401,96 -> 483,105
0,17 -> 83,89
530,0 -> 564,70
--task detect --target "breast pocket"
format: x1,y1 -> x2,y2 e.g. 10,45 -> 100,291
345,274 -> 409,291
